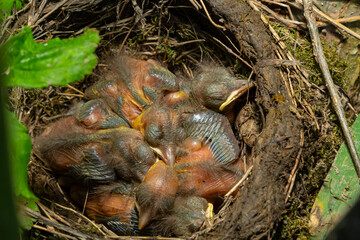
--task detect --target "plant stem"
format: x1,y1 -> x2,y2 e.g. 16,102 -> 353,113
303,0 -> 360,180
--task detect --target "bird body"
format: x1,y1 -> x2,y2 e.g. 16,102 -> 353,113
146,196 -> 208,236
132,102 -> 184,166
167,196 -> 208,236
175,161 -> 241,203
135,160 -> 178,230
180,110 -> 240,164
70,183 -> 138,235
86,192 -> 135,222
85,79 -> 143,125
85,56 -> 180,126
175,135 -> 242,203
33,54 -> 255,237
33,100 -> 156,184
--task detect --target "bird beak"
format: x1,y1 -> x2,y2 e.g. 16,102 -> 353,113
205,203 -> 214,226
151,145 -> 175,166
138,208 -> 152,230
219,80 -> 254,111
163,90 -> 189,106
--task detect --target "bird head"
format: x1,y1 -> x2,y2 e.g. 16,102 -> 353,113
133,103 -> 185,166
104,55 -> 179,106
191,65 -> 254,111
135,161 -> 178,230
149,196 -> 208,236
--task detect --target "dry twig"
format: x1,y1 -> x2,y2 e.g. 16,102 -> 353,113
224,165 -> 254,198
317,15 -> 360,28
303,0 -> 360,180
285,130 -> 304,203
29,0 -> 68,28
252,0 -> 306,30
212,37 -> 253,70
24,206 -> 104,240
199,0 -> 226,31
313,5 -> 360,41
49,201 -> 108,236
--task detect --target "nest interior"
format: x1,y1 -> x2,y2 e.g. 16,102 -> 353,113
6,0 -> 354,239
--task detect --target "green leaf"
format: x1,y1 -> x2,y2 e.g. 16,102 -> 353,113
6,110 -> 36,200
17,196 -> 37,230
1,26 -> 100,88
0,0 -> 22,19
5,109 -> 38,230
309,117 -> 360,239
0,0 -> 22,11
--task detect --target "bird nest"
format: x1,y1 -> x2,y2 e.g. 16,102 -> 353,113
6,0 -> 348,239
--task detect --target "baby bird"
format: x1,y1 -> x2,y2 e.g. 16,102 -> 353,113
85,79 -> 142,125
179,109 -> 240,164
33,100 -> 156,184
34,54 -> 250,238
140,94 -> 240,165
175,161 -> 241,203
139,196 -> 209,236
161,196 -> 208,236
174,141 -> 242,203
70,182 -> 139,236
190,64 -> 254,112
133,101 -> 185,166
33,115 -> 99,174
135,160 -> 178,230
73,99 -> 130,129
85,184 -> 136,222
85,55 -> 180,126
110,127 -> 157,183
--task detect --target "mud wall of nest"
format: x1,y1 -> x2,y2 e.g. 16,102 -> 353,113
8,0 -> 304,239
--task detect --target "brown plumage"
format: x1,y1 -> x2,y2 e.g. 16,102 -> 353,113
175,150 -> 241,203
70,182 -> 141,236
33,100 -> 156,184
135,160 -> 178,230
85,187 -> 136,222
160,196 -> 208,236
133,102 -> 185,166
85,55 -> 180,126
33,115 -> 97,173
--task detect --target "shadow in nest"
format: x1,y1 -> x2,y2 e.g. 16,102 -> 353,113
6,0 -> 309,239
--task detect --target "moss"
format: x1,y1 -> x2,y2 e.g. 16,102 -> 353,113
155,39 -> 178,63
277,124 -> 343,239
77,224 -> 103,236
272,23 -> 348,88
271,23 -> 349,239
279,216 -> 310,239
